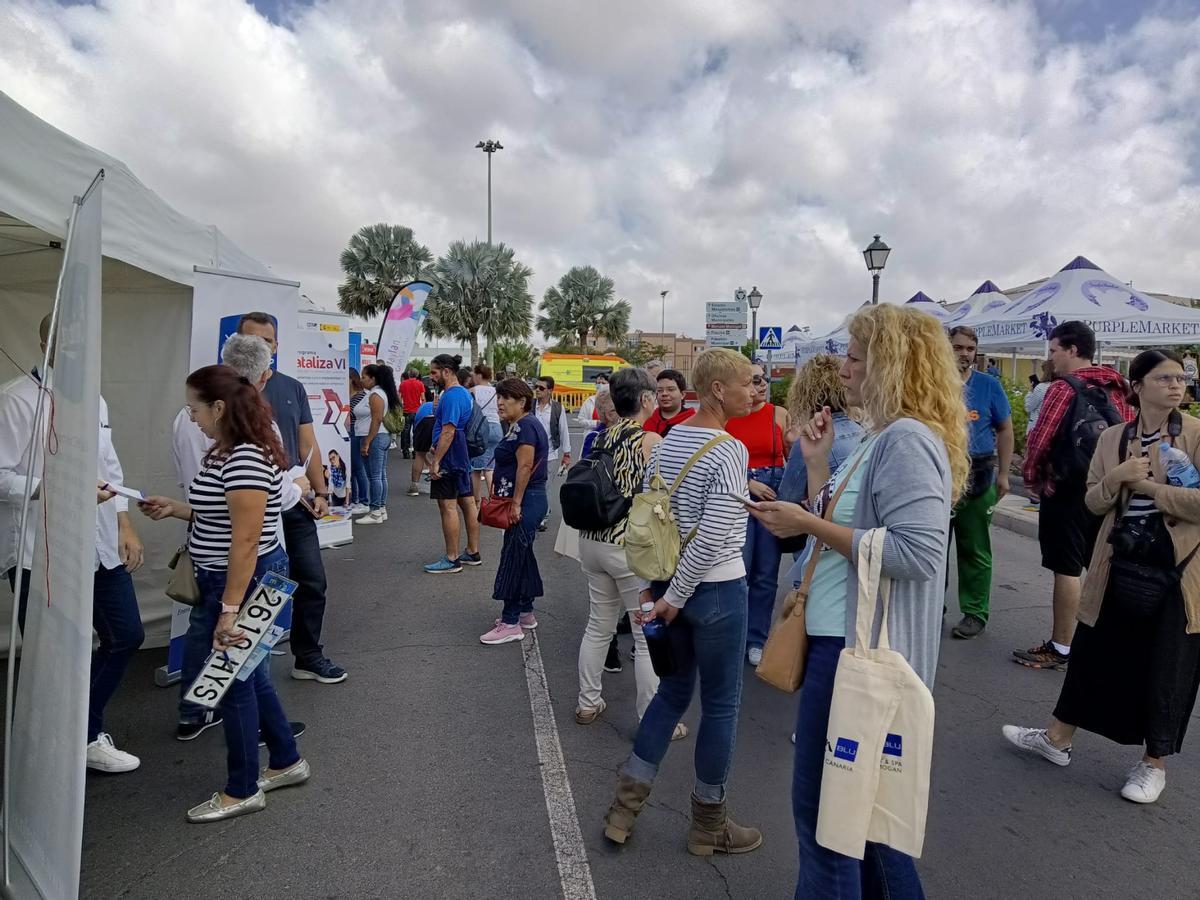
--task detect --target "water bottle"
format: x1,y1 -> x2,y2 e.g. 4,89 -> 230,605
640,601 -> 677,677
1159,441 -> 1200,488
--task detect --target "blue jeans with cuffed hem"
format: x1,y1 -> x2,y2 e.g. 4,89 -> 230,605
744,466 -> 783,651
793,636 -> 926,900
8,564 -> 144,743
350,435 -> 369,504
194,546 -> 300,799
367,432 -> 390,510
623,577 -> 748,802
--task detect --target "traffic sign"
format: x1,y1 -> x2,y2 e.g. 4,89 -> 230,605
758,327 -> 783,351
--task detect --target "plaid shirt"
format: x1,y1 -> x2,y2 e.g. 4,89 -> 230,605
1022,366 -> 1134,496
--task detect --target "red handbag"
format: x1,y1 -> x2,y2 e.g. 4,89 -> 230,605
479,495 -> 517,530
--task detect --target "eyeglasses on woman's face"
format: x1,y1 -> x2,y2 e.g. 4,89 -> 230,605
1147,374 -> 1188,386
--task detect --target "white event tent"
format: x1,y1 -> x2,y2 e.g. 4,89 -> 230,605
903,291 -> 950,320
972,257 -> 1200,351
941,280 -> 1012,328
0,90 -> 295,649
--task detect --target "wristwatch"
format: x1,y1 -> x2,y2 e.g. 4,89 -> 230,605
220,603 -> 240,615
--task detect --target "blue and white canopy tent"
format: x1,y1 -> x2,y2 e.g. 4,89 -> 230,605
903,291 -> 951,321
942,280 -> 1012,328
972,257 -> 1200,351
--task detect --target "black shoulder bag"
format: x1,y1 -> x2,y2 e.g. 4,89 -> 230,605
1104,412 -> 1199,619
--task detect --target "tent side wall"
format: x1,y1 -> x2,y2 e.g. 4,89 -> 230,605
0,253 -> 190,652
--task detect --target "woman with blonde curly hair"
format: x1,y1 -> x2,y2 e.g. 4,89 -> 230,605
751,304 -> 966,899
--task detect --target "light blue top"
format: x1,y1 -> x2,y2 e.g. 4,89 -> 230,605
804,435 -> 878,637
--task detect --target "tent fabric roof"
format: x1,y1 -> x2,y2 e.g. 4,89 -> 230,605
942,280 -> 1012,327
0,90 -> 271,287
972,256 -> 1200,349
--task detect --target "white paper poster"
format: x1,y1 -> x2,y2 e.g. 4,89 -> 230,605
295,311 -> 352,547
5,172 -> 103,900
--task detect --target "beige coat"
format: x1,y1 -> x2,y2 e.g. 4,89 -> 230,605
1081,411 -> 1200,633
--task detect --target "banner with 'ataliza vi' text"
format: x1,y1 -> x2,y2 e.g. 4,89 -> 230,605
296,311 -> 352,546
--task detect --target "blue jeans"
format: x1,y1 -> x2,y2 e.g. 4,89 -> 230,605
744,466 -> 783,651
471,421 -> 504,471
793,636 -> 925,900
194,546 -> 299,799
367,431 -> 390,510
624,577 -> 748,802
7,564 -> 145,743
350,435 -> 369,504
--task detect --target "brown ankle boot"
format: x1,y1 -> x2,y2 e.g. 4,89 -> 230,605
686,795 -> 763,856
603,774 -> 653,845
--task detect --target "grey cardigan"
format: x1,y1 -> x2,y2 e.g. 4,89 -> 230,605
842,418 -> 952,688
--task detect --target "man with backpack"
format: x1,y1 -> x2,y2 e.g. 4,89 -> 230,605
534,375 -> 573,531
1017,321 -> 1133,669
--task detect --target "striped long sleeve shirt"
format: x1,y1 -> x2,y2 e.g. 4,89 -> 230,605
644,424 -> 750,609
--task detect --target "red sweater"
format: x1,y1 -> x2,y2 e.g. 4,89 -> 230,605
644,407 -> 696,436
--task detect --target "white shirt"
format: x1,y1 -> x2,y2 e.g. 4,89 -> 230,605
535,399 -> 572,462
576,395 -> 597,426
352,386 -> 386,436
171,407 -> 301,512
0,370 -> 126,573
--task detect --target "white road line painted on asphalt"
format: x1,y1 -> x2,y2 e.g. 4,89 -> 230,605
522,631 -> 598,900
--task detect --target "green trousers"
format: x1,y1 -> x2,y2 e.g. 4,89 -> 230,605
950,483 -> 996,622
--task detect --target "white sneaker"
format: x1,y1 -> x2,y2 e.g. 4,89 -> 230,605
1001,725 -> 1071,767
1120,761 -> 1166,803
747,647 -> 763,667
379,507 -> 388,521
356,510 -> 385,526
406,485 -> 420,497
86,733 -> 140,773
350,504 -> 370,516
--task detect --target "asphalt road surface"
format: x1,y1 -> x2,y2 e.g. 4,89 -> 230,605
8,451 -> 1197,899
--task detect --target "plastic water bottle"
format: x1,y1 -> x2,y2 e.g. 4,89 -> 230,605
640,601 -> 677,677
1160,441 -> 1200,488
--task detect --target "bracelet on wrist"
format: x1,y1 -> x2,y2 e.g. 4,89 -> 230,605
220,604 -> 240,614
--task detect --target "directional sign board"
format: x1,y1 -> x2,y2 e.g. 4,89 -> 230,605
706,300 -> 748,348
758,327 -> 783,351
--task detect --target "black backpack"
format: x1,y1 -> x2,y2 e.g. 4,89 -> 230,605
1049,375 -> 1125,485
560,430 -> 639,531
464,393 -> 496,458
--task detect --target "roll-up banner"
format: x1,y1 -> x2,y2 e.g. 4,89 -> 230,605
376,281 -> 434,374
2,171 -> 103,900
159,267 -> 302,686
296,311 -> 352,547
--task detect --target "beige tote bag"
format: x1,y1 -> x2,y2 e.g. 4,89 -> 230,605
815,528 -> 935,860
553,522 -> 581,561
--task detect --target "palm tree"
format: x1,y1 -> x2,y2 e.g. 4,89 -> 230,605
538,265 -> 632,351
423,240 -> 534,364
336,223 -> 433,318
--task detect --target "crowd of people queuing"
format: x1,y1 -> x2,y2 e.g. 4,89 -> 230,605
3,303 -> 1198,894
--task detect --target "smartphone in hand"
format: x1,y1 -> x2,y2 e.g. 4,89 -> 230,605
718,492 -> 761,509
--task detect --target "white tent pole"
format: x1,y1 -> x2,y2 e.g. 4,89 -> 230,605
2,194 -> 81,890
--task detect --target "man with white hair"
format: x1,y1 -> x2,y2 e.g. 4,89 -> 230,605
170,333 -> 306,741
644,359 -> 665,379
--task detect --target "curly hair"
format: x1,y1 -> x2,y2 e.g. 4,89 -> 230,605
788,355 -> 850,420
848,305 -> 969,502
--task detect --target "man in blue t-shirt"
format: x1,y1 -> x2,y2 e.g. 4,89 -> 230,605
948,326 -> 1014,639
424,354 -> 481,574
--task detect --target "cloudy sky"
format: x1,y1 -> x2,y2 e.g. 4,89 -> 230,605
2,0 -> 1198,338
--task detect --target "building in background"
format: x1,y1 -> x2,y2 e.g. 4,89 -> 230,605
593,331 -> 708,385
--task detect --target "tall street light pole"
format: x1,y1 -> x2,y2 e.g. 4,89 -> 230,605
748,286 -> 763,357
660,290 -> 668,339
476,139 -> 503,243
862,234 -> 891,304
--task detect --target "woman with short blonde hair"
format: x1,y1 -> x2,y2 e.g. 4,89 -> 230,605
751,305 -> 965,898
603,348 -> 764,856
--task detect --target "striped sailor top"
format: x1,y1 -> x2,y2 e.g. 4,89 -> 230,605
1122,429 -> 1161,520
188,443 -> 284,570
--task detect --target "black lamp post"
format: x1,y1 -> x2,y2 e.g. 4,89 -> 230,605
475,140 -> 503,243
748,286 -> 763,356
863,234 -> 891,304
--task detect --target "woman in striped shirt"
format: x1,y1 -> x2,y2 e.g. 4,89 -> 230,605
141,365 -> 310,823
603,348 -> 763,857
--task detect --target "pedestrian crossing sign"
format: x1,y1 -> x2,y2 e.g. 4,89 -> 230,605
758,327 -> 783,351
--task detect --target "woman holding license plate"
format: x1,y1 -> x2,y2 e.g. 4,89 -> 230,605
141,365 -> 310,823
749,305 -> 965,899
1004,350 -> 1200,805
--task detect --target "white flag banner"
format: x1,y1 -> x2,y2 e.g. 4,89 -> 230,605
5,171 -> 103,900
